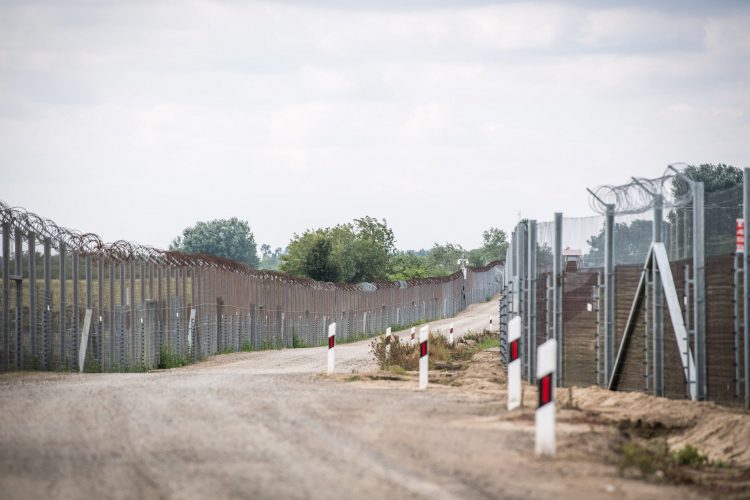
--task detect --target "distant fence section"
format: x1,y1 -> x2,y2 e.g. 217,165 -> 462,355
0,200 -> 503,373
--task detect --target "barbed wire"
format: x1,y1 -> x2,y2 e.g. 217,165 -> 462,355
588,167 -> 694,216
0,199 -> 502,291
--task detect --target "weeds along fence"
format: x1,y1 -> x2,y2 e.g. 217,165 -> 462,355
0,200 -> 503,373
499,165 -> 750,408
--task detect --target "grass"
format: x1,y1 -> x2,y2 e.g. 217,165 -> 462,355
618,441 -> 711,483
370,329 -> 499,371
158,347 -> 191,369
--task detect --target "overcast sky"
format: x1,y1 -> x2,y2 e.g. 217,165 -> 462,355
1,0 -> 748,253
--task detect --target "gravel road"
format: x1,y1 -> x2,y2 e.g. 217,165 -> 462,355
0,296 -> 706,499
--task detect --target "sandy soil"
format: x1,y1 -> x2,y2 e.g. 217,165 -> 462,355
0,295 -> 746,499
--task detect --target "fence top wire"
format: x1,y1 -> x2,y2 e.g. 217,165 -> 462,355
588,166 -> 694,216
0,199 -> 502,291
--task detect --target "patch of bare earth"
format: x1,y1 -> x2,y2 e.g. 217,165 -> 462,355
333,346 -> 750,498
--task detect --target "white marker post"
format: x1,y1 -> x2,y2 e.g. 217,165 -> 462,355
78,309 -> 92,372
507,316 -> 522,410
327,322 -> 336,375
386,327 -> 392,354
489,315 -> 493,331
411,326 -> 416,345
449,323 -> 454,343
536,338 -> 557,456
419,326 -> 429,389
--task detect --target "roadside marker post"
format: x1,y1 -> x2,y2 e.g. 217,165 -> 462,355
386,327 -> 391,353
536,338 -> 558,456
508,316 -> 522,410
327,322 -> 336,375
489,315 -> 493,331
449,324 -> 454,343
411,326 -> 416,345
419,325 -> 429,390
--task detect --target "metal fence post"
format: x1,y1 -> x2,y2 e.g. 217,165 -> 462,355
2,223 -> 10,371
71,249 -> 79,371
604,204 -> 615,385
693,182 -> 707,401
43,237 -> 51,370
28,232 -> 37,367
653,194 -> 664,397
553,213 -> 563,387
59,240 -> 67,370
14,228 -> 24,370
528,220 -> 537,383
516,222 -> 526,378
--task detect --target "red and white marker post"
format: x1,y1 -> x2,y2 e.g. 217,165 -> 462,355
411,326 -> 416,345
536,338 -> 558,456
419,325 -> 429,389
489,315 -> 493,331
327,322 -> 336,375
385,327 -> 392,354
507,316 -> 522,410
449,323 -> 454,343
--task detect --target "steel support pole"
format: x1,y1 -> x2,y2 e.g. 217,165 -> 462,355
528,220 -> 538,383
98,258 -> 104,370
85,255 -> 92,370
43,237 -> 51,369
2,223 -> 10,371
516,221 -> 526,379
553,212 -> 563,387
59,241 -> 67,370
653,195 -> 664,397
744,168 -> 750,408
693,182 -> 707,401
29,232 -> 36,365
604,204 -> 615,384
71,250 -> 79,371
14,228 -> 23,370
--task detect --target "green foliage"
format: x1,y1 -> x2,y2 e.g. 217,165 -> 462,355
675,443 -> 709,466
305,236 -> 339,282
477,336 -> 500,350
258,245 -> 283,271
387,251 -> 447,280
677,163 -> 743,195
430,228 -> 508,270
428,242 -> 466,274
585,219 -> 652,266
619,441 -> 709,481
158,347 -> 190,369
170,217 -> 259,267
479,227 -> 509,263
280,217 -> 395,284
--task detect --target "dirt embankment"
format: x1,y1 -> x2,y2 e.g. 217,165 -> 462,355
340,345 -> 750,492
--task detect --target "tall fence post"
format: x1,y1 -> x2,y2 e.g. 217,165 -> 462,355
2,223 -> 10,371
29,232 -> 37,367
43,237 -> 51,370
553,213 -> 563,387
653,194 -> 665,397
59,241 -> 67,370
604,204 -> 615,385
693,181 -> 707,401
528,220 -> 537,383
14,228 -> 23,371
71,249 -> 79,371
516,221 -> 526,379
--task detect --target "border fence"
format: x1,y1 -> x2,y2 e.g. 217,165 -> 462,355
499,165 -> 750,408
0,200 -> 503,373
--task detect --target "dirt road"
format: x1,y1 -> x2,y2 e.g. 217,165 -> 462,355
0,297 -> 713,499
